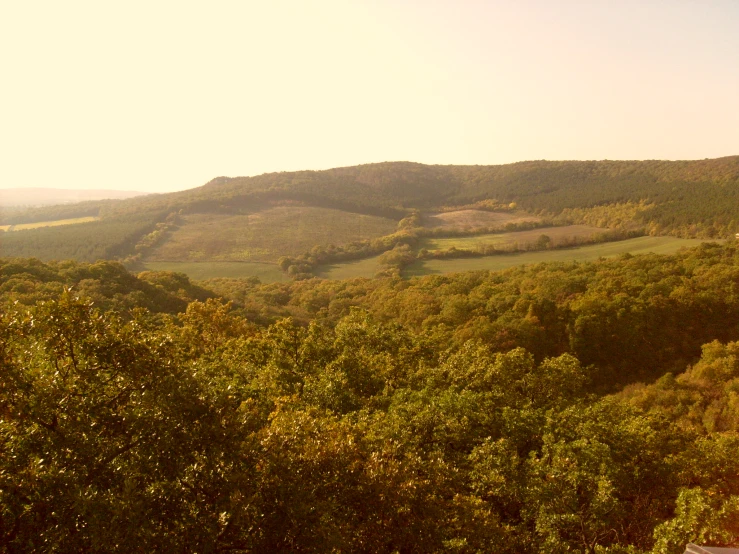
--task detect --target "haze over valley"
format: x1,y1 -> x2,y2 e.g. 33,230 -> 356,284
0,187 -> 148,208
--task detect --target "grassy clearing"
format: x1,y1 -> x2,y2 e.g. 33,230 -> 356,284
142,261 -> 290,283
420,225 -> 606,251
9,216 -> 99,231
405,236 -> 715,277
421,209 -> 539,231
313,255 -> 384,280
0,225 -> 10,232
147,207 -> 398,263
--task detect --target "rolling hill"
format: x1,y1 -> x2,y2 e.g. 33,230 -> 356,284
1,157 -> 737,281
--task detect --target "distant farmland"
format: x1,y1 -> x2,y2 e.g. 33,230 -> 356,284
405,236 -> 715,277
313,236 -> 715,280
142,261 -> 290,283
146,207 -> 398,263
419,225 -> 607,252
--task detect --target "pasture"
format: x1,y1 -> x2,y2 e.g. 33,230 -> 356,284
404,236 -> 715,277
142,261 -> 290,283
421,209 -> 540,231
146,207 -> 398,263
420,225 -> 606,252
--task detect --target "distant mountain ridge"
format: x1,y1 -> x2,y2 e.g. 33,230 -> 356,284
0,187 -> 149,207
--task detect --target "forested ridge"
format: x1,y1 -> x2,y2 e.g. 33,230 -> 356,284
2,157 -> 739,264
2,243 -> 739,552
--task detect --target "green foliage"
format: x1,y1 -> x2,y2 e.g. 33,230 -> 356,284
211,241 -> 739,390
651,489 -> 739,553
0,293 -> 245,551
5,241 -> 739,550
0,258 -> 214,317
277,229 -> 420,278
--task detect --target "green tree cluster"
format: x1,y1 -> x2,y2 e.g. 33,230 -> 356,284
208,241 -> 739,390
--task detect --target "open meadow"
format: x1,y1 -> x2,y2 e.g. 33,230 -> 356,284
141,261 -> 290,283
404,236 -> 715,277
146,206 -> 398,263
419,224 -> 607,251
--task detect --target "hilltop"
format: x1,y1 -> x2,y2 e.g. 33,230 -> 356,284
1,157 -> 737,281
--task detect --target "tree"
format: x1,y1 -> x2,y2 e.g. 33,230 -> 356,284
0,292 -> 252,551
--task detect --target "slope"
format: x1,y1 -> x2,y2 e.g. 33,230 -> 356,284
2,157 -> 738,265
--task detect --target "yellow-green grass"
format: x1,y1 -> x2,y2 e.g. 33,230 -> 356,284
0,225 -> 10,232
421,209 -> 540,231
142,261 -> 290,283
314,255 -> 384,280
146,207 -> 398,263
8,216 -> 99,231
420,225 -> 606,252
405,236 -> 716,277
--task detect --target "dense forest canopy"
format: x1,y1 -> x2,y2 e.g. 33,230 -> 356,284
2,242 -> 739,551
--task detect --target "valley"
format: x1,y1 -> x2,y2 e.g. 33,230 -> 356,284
144,206 -> 398,263
5,1 -> 738,549
3,157 -> 738,285
3,157 -> 739,552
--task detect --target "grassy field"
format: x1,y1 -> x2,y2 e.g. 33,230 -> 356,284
142,261 -> 290,283
405,236 -> 715,277
147,207 -> 398,263
421,209 -> 540,231
420,225 -> 606,251
313,255 -> 384,280
7,216 -> 99,231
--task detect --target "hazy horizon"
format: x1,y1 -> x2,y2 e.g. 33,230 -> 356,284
3,155 -> 739,197
2,0 -> 737,194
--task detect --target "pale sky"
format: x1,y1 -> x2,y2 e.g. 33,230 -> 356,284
1,0 -> 737,193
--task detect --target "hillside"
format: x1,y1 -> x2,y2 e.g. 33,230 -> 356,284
1,157 -> 737,281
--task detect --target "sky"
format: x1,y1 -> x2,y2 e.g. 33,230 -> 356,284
1,0 -> 738,193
